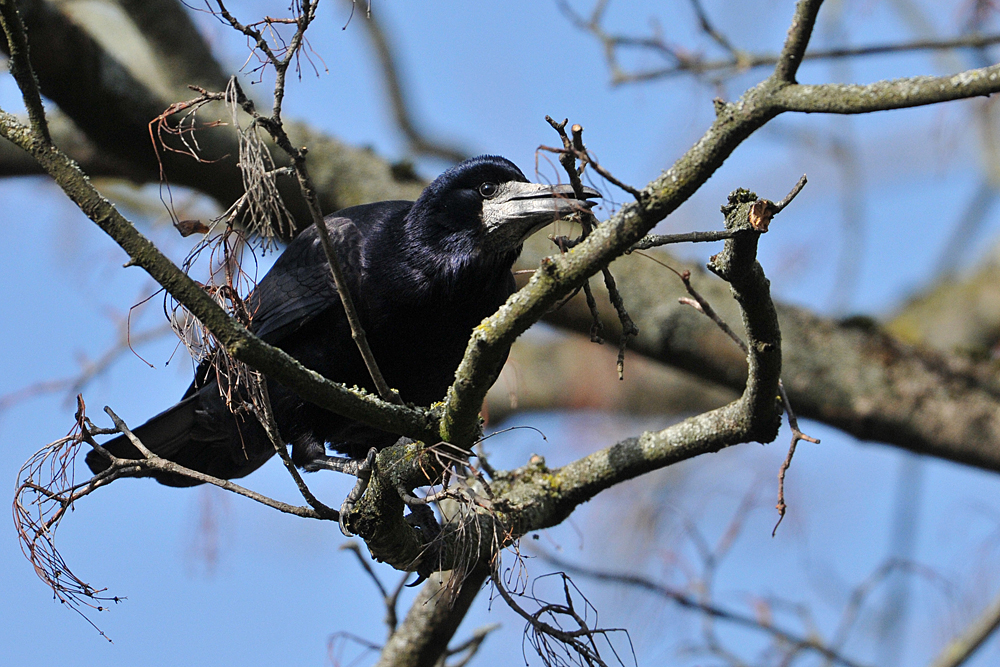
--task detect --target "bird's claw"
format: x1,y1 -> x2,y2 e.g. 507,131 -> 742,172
338,448 -> 378,537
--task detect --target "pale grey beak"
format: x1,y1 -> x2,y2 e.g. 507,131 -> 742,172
482,182 -> 601,252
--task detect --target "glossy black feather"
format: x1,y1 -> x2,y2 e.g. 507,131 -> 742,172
85,156 -> 592,486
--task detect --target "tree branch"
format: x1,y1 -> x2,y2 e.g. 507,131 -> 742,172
774,65 -> 1000,113
774,0 -> 824,82
374,566 -> 490,667
344,0 -> 467,162
542,554 -> 869,667
97,406 -> 332,519
568,0 -> 1000,85
441,32 -> 1000,449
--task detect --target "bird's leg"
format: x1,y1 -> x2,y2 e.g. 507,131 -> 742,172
288,434 -> 377,535
302,454 -> 363,474
290,433 -> 364,474
337,447 -> 377,536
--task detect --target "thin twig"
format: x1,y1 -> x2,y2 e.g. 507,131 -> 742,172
628,229 -> 738,251
601,266 -> 638,380
772,382 -> 819,537
102,406 -> 334,519
341,541 -> 409,636
258,382 -> 339,519
445,623 -> 502,667
564,0 -> 1000,84
690,0 -> 738,56
582,280 -> 604,343
491,568 -> 631,667
771,174 -> 808,212
538,126 -> 641,201
544,118 -> 639,378
636,175 -> 818,534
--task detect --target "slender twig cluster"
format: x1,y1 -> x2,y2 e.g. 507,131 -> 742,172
535,487 -> 886,667
12,397 -> 120,641
540,118 -> 640,379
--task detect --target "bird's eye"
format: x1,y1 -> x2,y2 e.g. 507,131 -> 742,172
478,182 -> 499,199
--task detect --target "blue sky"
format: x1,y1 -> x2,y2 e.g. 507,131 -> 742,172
3,1 -> 1000,665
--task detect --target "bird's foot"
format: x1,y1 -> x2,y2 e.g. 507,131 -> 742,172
338,447 -> 377,537
303,454 -> 361,474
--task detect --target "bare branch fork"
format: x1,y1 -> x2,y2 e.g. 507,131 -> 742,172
490,568 -> 633,667
12,395 -> 333,635
95,405 -> 333,518
634,175 -> 819,532
336,541 -> 500,664
404,184 -> 789,666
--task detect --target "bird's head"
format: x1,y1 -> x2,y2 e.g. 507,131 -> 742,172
409,155 -> 601,256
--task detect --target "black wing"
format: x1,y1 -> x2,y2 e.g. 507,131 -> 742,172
248,216 -> 363,344
248,200 -> 413,344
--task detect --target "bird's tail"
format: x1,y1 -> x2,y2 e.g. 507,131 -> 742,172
85,396 -> 204,488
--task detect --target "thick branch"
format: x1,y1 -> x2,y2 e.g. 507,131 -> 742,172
438,87 -> 778,446
774,66 -> 1000,113
374,566 -> 490,667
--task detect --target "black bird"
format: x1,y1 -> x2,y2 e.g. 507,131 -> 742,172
86,155 -> 599,486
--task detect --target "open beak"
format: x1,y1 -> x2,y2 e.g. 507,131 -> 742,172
482,182 -> 601,252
